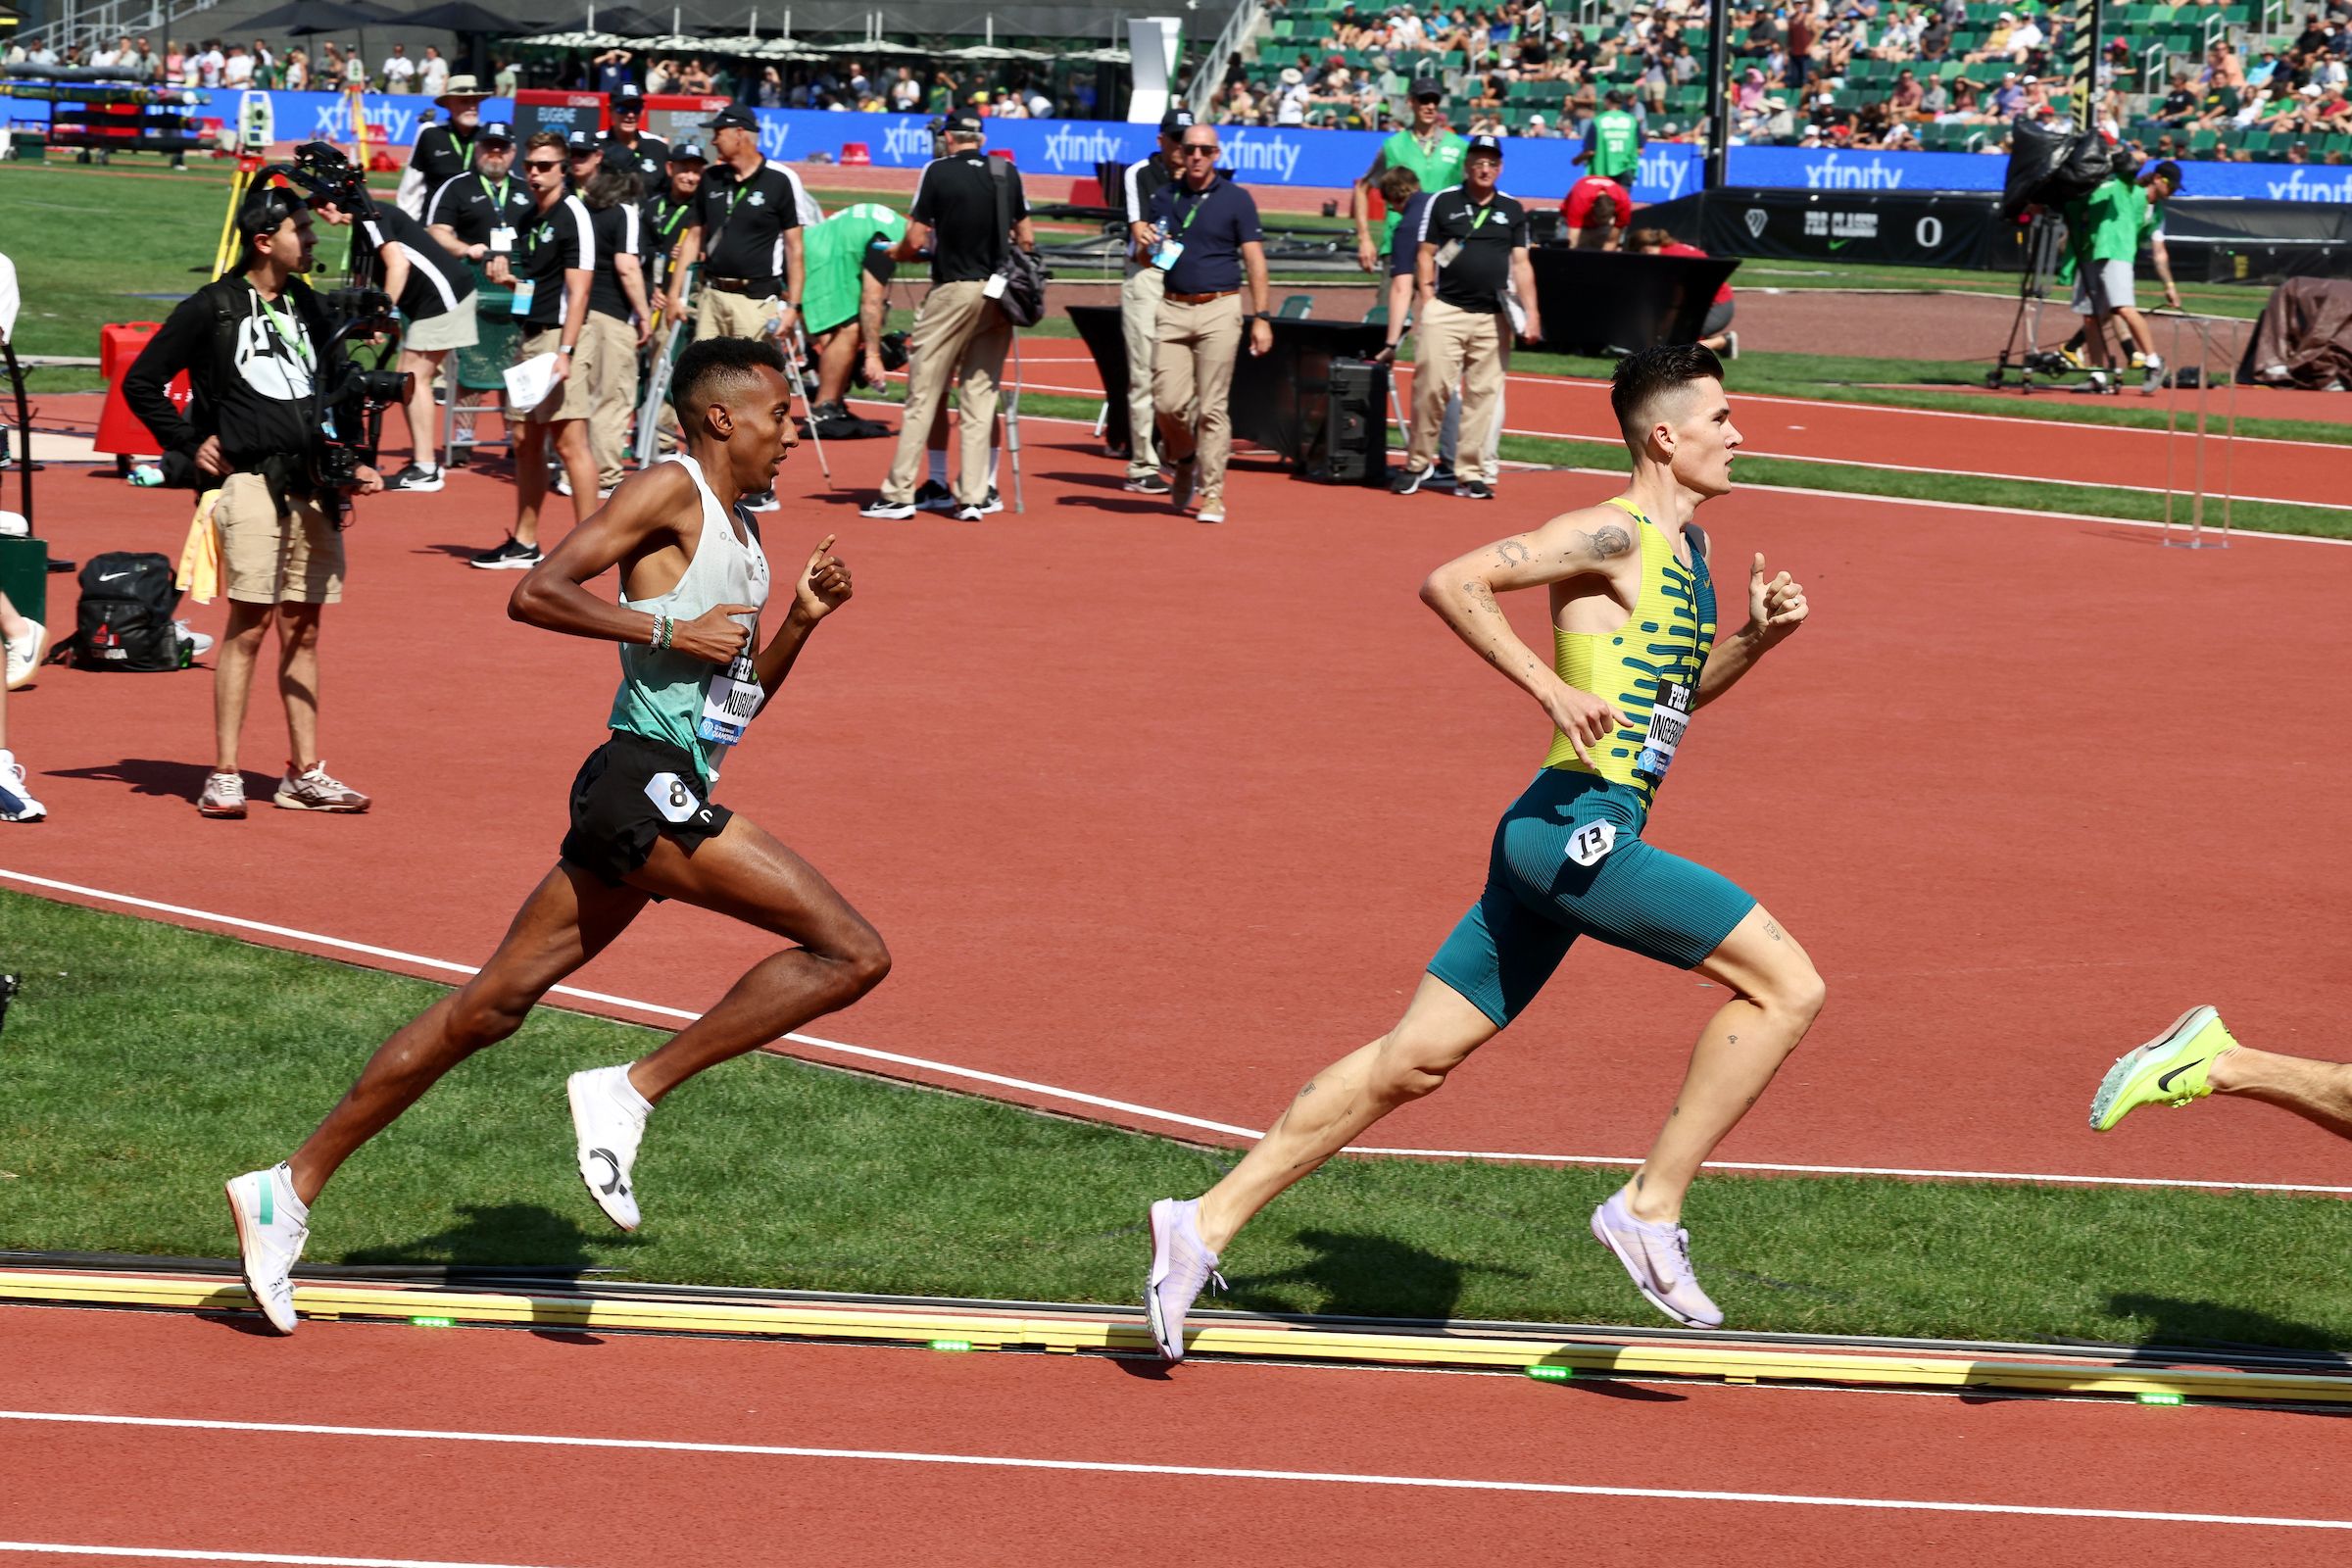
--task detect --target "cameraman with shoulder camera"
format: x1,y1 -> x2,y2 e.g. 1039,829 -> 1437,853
122,183 -> 381,820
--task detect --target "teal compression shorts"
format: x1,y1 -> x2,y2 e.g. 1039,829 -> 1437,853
1426,768 -> 1758,1028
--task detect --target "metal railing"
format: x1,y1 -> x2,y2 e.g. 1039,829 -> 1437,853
1187,0 -> 1267,122
46,1 -> 216,62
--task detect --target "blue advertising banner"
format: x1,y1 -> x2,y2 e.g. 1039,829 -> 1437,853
36,89 -> 2340,205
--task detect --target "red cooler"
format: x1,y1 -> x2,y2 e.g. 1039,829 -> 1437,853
94,321 -> 186,463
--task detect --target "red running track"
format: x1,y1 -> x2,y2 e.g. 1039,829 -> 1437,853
4,1304 -> 2350,1566
7,423 -> 2352,1192
1003,348 -> 2351,510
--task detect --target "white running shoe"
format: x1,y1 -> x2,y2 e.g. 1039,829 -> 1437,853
567,1064 -> 651,1231
4,618 -> 44,689
0,752 -> 45,823
1144,1197 -> 1225,1362
224,1163 -> 310,1335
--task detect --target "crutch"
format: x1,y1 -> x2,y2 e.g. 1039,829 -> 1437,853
635,317 -> 689,466
1005,330 -> 1025,514
770,316 -> 832,487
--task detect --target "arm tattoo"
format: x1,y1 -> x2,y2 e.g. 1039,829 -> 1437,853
1297,1080 -> 1318,1099
1591,524 -> 1633,560
1764,919 -> 1784,942
1494,539 -> 1532,568
1463,580 -> 1499,614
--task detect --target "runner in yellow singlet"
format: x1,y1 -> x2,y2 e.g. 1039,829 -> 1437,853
1146,345 -> 1819,1356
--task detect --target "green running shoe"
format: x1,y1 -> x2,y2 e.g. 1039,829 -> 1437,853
2089,1005 -> 2235,1131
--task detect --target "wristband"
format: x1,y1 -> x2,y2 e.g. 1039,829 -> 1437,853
652,612 -> 672,652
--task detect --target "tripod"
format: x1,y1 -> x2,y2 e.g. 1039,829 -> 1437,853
1986,212 -> 2068,393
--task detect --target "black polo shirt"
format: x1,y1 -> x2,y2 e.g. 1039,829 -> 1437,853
1419,184 -> 1530,315
693,158 -> 808,284
514,192 -> 597,328
359,203 -> 475,321
587,201 -> 643,322
600,129 -> 670,185
1122,150 -> 1177,227
410,122 -> 479,190
424,167 -> 535,250
908,150 -> 1028,284
644,189 -> 696,286
1146,174 -> 1262,296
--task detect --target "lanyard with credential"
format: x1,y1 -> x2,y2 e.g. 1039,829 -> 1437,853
1172,184 -> 1211,234
1468,197 -> 1499,231
477,171 -> 512,211
252,287 -> 314,370
448,130 -> 472,170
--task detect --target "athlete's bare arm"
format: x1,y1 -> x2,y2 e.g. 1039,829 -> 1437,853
1693,549 -> 1809,709
510,463 -> 752,665
1417,503 -> 1647,764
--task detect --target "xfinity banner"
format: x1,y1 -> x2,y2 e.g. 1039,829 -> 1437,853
1700,187 -> 2001,269
77,90 -> 2352,205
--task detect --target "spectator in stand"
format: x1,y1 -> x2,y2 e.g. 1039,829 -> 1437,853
494,58 -> 519,96
680,58 -> 715,93
1524,111 -> 1554,136
197,39 -> 225,86
1919,74 -> 1950,118
1787,1 -> 1820,90
892,66 -> 921,111
1991,71 -> 2028,116
2008,10 -> 2045,61
382,43 -> 416,94
1966,12 -> 2016,62
341,47 -> 368,91
419,46 -> 449,100
1564,168 -> 1632,248
758,66 -> 785,107
221,42 -> 253,88
283,48 -> 309,90
2155,71 -> 2199,125
592,47 -> 634,95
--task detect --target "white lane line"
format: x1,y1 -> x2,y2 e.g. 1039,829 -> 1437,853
3,1410 -> 2345,1530
9,867 -> 2350,1194
993,378 -> 2340,512
0,1546 -> 558,1568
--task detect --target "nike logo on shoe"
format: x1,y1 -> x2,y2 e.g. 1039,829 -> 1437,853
2157,1059 -> 2207,1094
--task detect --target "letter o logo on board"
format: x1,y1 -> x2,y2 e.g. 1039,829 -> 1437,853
1915,216 -> 1943,250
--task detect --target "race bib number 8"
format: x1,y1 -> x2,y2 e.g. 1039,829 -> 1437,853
644,771 -> 701,825
1635,678 -> 1693,779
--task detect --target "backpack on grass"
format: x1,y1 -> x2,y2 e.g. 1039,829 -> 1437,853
65,551 -> 184,672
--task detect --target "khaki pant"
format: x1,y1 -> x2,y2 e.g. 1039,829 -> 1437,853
1409,299 -> 1506,484
1152,293 -> 1243,508
695,285 -> 782,342
1119,264 -> 1164,476
217,472 -> 344,606
882,280 -> 1010,508
579,311 -> 640,491
519,326 -> 600,425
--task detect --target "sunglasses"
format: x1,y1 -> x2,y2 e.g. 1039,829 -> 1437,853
1181,144 -> 1221,156
523,158 -> 563,171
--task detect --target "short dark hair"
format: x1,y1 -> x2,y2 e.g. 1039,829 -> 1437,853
1610,344 -> 1726,449
234,185 -> 308,265
1377,165 -> 1422,205
673,335 -> 787,428
525,128 -> 566,154
581,167 -> 643,211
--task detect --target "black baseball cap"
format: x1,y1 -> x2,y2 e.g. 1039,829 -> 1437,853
705,103 -> 760,131
612,82 -> 644,108
564,129 -> 600,154
943,110 -> 984,134
1410,79 -> 1445,101
668,140 -> 707,163
477,119 -> 514,144
1466,133 -> 1503,159
1160,108 -> 1196,134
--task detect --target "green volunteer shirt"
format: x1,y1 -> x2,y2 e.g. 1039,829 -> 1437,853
1588,108 -> 1642,180
801,202 -> 908,336
1372,126 -> 1469,250
2065,178 -> 2151,267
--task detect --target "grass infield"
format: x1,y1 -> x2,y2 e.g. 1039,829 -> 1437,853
3,888 -> 2347,1352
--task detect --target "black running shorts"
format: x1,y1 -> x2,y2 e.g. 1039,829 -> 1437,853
560,731 -> 734,888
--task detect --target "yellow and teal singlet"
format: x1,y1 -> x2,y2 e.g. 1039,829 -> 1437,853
1541,497 -> 1718,809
